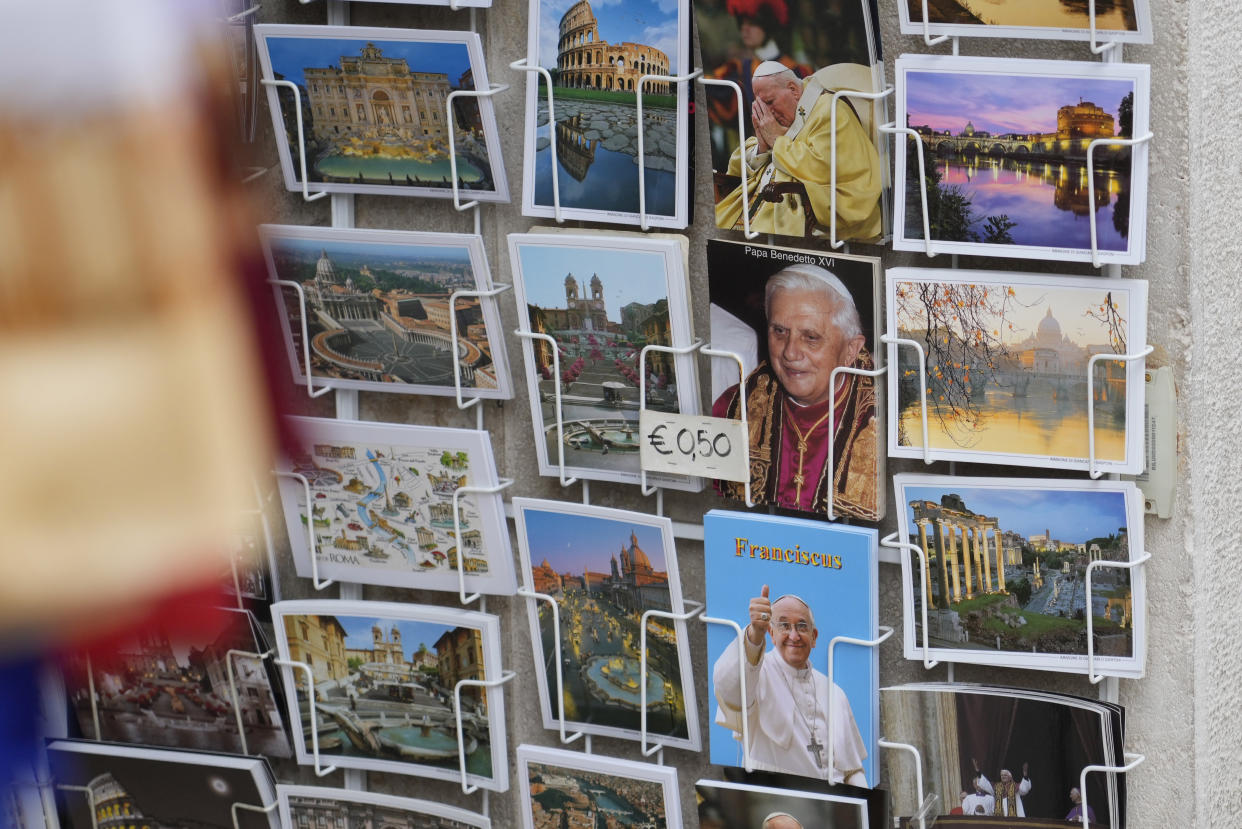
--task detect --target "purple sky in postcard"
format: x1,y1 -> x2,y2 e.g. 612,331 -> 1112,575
904,71 -> 1135,135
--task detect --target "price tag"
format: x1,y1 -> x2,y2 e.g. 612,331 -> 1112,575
639,410 -> 748,482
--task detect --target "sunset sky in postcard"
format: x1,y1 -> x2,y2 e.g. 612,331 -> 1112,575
904,71 -> 1135,135
521,508 -> 668,574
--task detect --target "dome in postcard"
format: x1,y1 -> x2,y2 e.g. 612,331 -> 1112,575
316,250 -> 339,284
1036,307 -> 1062,347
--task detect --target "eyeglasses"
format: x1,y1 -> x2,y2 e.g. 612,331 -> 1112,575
774,621 -> 812,634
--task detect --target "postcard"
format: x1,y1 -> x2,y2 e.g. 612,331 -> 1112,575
894,474 -> 1146,677
521,0 -> 691,227
893,55 -> 1151,264
696,0 -> 886,241
898,0 -> 1153,44
260,224 -> 511,401
704,510 -> 879,786
707,239 -> 884,520
696,779 -> 870,829
881,684 -> 1124,828
885,268 -> 1148,473
62,607 -> 293,758
222,507 -> 279,621
277,785 -> 490,829
46,739 -> 279,829
511,498 -> 699,750
275,416 -> 516,595
271,599 -> 508,790
720,768 -> 891,829
220,0 -> 260,144
508,232 -> 702,491
516,744 -> 681,829
254,25 -> 508,202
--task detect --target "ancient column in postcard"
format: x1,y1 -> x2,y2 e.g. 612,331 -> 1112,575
917,519 -> 935,609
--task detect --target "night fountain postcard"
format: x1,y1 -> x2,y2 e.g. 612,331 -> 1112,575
521,0 -> 690,227
898,0 -> 1152,44
508,232 -> 701,491
516,744 -> 681,829
46,740 -> 279,829
277,785 -> 490,829
894,474 -> 1146,677
881,684 -> 1124,829
275,416 -> 516,596
255,25 -> 508,201
511,498 -> 700,750
696,779 -> 870,829
62,607 -> 292,758
697,0 -> 886,242
885,268 -> 1148,473
271,600 -> 508,790
260,225 -> 511,401
894,56 -> 1151,264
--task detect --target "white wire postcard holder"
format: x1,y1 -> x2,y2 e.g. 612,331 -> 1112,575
272,470 -> 334,591
636,339 -> 704,500
635,69 -> 703,230
824,627 -> 893,785
879,122 -> 939,257
452,478 -> 515,605
696,76 -> 759,240
879,533 -> 940,671
514,587 -> 585,746
54,785 -> 98,829
1087,133 -> 1154,267
1087,344 -> 1154,478
826,363 -> 888,521
915,0 -> 1120,55
513,330 -> 579,488
509,59 -> 563,223
698,343 -> 756,507
232,800 -> 279,829
258,79 -> 328,203
452,671 -> 518,793
877,739 -> 939,829
266,278 -> 335,399
228,477 -> 280,612
698,614 -> 752,772
275,658 -> 339,777
880,334 -> 935,465
1079,752 -> 1144,829
829,86 -> 895,250
449,283 -> 513,429
223,647 -> 278,756
445,83 -> 511,225
1085,553 -> 1152,683
638,600 -> 704,762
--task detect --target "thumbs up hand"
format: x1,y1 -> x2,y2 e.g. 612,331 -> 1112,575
747,584 -> 772,645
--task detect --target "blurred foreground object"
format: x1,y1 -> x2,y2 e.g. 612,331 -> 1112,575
0,0 -> 277,644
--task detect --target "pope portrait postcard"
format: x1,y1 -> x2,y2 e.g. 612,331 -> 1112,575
277,785 -> 490,829
509,232 -> 702,491
696,779 -> 870,829
271,599 -> 508,790
696,0 -> 887,242
521,0 -> 691,227
885,268 -> 1148,473
512,498 -> 700,750
260,224 -> 511,401
61,606 -> 292,758
275,416 -> 516,596
898,0 -> 1152,44
708,239 -> 883,521
881,684 -> 1124,828
516,744 -> 682,829
703,509 -> 879,787
894,474 -> 1146,678
254,25 -> 508,202
46,740 -> 280,829
894,55 -> 1151,264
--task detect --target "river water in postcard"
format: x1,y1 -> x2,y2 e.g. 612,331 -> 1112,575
900,387 -> 1125,461
925,156 -> 1130,251
534,99 -> 677,216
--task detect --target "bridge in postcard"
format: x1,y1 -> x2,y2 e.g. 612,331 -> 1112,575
919,133 -> 1127,159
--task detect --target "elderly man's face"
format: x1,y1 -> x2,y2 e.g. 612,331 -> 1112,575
752,74 -> 802,128
1070,788 -> 1082,804
770,596 -> 817,669
763,816 -> 804,829
1000,770 -> 1013,783
768,288 -> 865,407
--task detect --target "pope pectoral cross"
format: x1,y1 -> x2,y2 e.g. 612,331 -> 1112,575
807,734 -> 825,768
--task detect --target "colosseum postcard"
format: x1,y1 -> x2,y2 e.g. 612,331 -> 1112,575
259,225 -> 511,401
521,0 -> 690,227
894,56 -> 1151,264
508,232 -> 702,490
893,474 -> 1146,678
898,0 -> 1152,43
255,25 -> 507,201
885,268 -> 1148,474
511,499 -> 700,750
275,416 -> 516,596
271,600 -> 507,790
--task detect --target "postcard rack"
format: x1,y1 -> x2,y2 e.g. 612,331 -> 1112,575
275,658 -> 339,776
637,600 -> 704,762
915,0 -> 1131,54
824,627 -> 893,782
635,70 -> 702,230
267,279 -> 335,399
223,648 -> 277,756
452,479 -> 515,604
876,740 -> 938,829
1079,753 -> 1146,829
452,670 -> 517,793
258,79 -> 328,203
509,60 -> 564,222
231,801 -> 279,829
636,339 -> 708,505
514,587 -> 585,745
273,469 -> 334,590
1085,553 -> 1153,682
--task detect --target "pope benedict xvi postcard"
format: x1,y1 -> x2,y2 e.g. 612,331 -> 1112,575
704,510 -> 879,787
